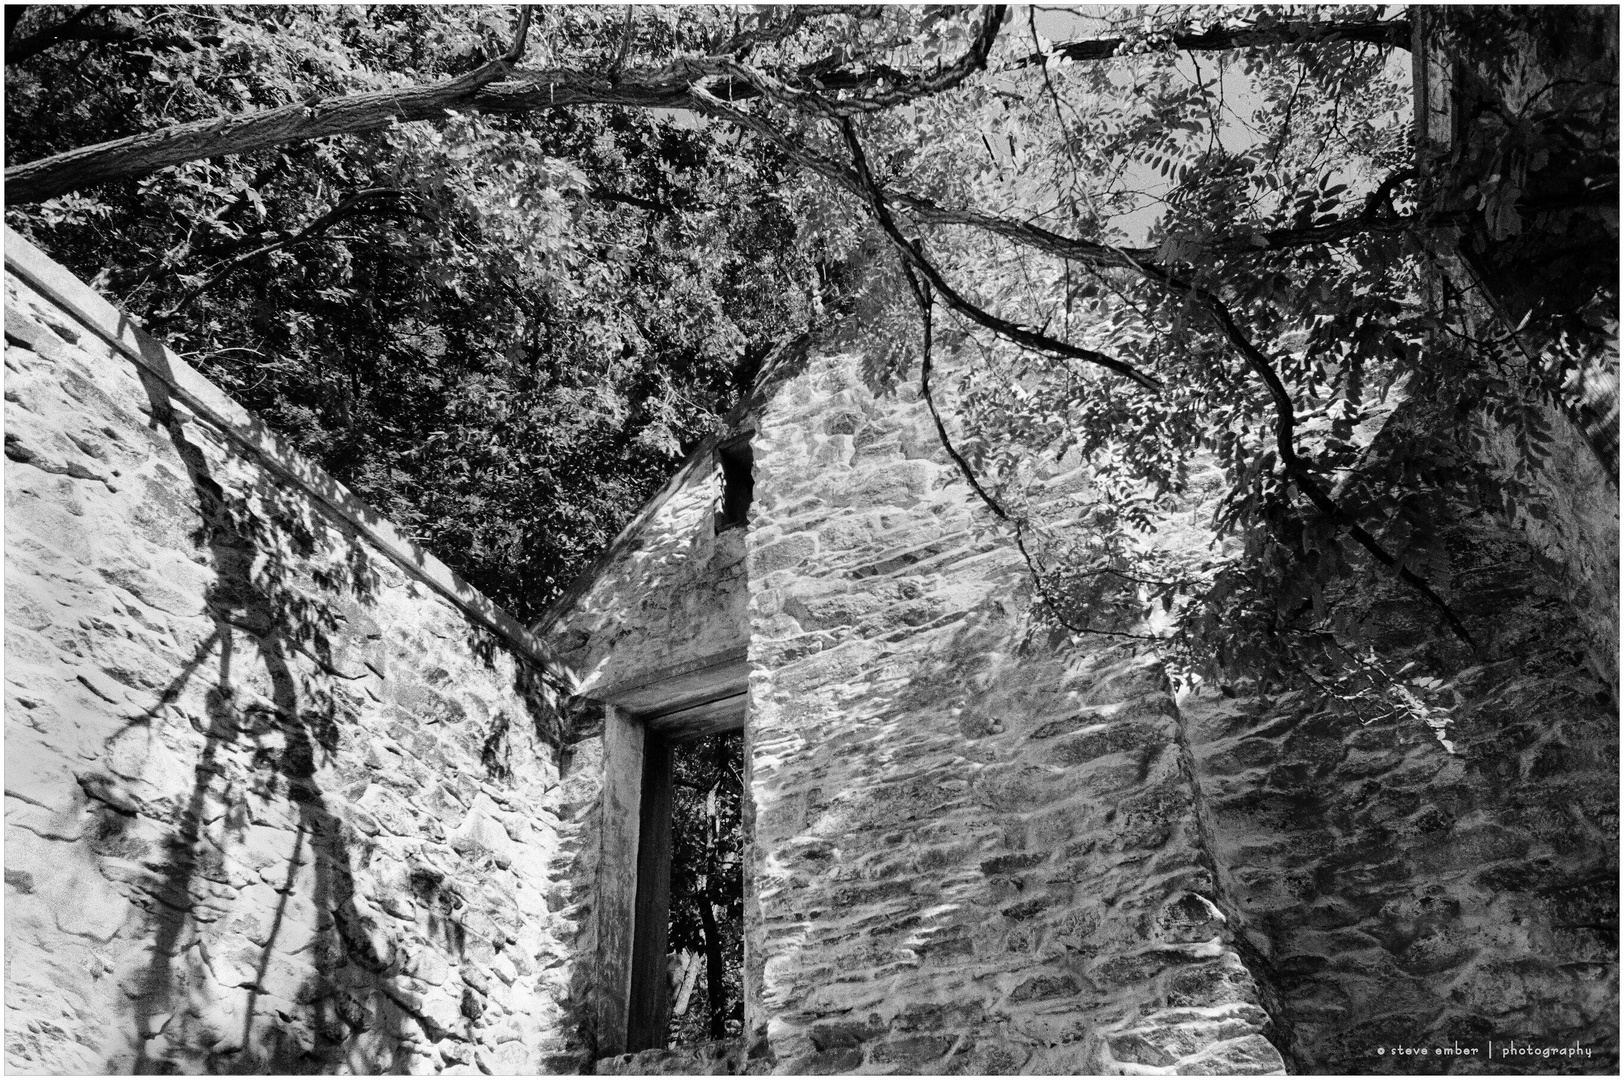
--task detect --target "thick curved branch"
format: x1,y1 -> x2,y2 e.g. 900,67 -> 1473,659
588,188 -> 679,216
1361,166 -> 1419,219
6,5 -> 531,205
3,7 -> 222,66
841,117 -> 1161,391
1003,15 -> 1410,71
4,6 -> 998,205
498,5 -> 533,65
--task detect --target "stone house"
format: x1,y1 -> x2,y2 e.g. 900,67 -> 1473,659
10,203 -> 1615,1075
538,325 -> 1618,1075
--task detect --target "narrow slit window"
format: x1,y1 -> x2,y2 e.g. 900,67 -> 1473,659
714,440 -> 753,532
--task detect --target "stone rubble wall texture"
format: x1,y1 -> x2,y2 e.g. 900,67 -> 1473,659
742,351 -> 1286,1075
6,253 -> 1614,1077
551,456 -> 748,698
732,346 -> 1615,1076
3,268 -> 597,1075
1478,401 -> 1619,697
542,445 -> 750,1071
1184,474 -> 1619,1074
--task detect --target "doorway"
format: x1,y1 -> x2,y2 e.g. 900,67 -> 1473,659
594,651 -> 748,1056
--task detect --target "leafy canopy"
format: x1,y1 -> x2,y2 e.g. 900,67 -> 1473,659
6,4 -> 1616,677
7,4 -> 816,621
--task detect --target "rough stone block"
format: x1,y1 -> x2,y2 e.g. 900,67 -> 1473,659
1173,1033 -> 1285,1074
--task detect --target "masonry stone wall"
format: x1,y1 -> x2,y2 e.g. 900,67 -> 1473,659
7,239 -> 1612,1078
4,264 -> 596,1074
743,351 -> 1285,1074
1478,402 -> 1619,697
550,454 -> 748,700
1185,480 -> 1619,1074
539,434 -> 751,1066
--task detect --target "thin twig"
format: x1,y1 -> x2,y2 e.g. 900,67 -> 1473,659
152,189 -> 420,322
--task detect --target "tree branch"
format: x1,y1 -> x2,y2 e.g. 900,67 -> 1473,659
588,188 -> 678,216
1361,166 -> 1418,219
5,4 -> 531,205
1003,16 -> 1411,71
5,6 -> 1001,205
840,117 -> 1161,391
5,7 -> 222,65
499,5 -> 533,65
902,260 -> 1162,643
1123,253 -> 1477,647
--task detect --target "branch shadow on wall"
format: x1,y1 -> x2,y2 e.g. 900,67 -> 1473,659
466,624 -> 569,783
106,366 -> 450,1073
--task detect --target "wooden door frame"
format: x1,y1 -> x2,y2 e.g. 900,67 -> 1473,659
594,650 -> 748,1057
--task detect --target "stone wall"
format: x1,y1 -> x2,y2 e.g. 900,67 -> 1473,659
1478,401 -> 1619,698
3,257 -> 596,1074
539,418 -> 756,1063
1185,471 -> 1619,1074
9,234 -> 1610,1077
548,449 -> 749,699
743,351 -> 1285,1074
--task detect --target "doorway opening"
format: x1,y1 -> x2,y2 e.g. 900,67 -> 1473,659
596,650 -> 749,1057
665,731 -> 745,1046
622,727 -> 746,1053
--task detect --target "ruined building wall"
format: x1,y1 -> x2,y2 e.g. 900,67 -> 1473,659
738,344 -> 1615,1075
1409,16 -> 1624,704
1184,452 -> 1619,1074
742,351 -> 1285,1075
538,432 -> 752,1062
545,448 -> 748,700
7,230 -> 1612,1076
3,240 -> 596,1075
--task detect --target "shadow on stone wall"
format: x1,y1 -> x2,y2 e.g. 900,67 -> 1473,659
1188,475 -> 1619,1074
466,626 -> 567,785
109,368 -> 429,1072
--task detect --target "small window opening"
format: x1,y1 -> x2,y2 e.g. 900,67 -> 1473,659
714,440 -> 753,532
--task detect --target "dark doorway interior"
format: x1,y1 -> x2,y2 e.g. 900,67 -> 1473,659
667,731 -> 745,1046
624,730 -> 745,1051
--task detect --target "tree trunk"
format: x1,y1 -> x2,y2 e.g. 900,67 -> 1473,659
701,739 -> 729,1041
698,886 -> 727,1041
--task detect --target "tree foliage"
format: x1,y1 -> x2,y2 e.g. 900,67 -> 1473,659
6,4 -> 1616,727
667,733 -> 745,1045
6,4 -> 815,621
